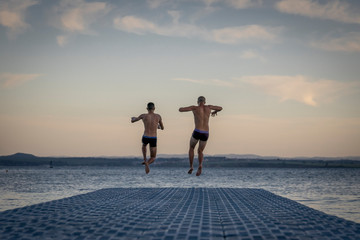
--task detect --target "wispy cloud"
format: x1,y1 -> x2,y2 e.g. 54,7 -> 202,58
212,25 -> 279,44
51,0 -> 110,46
311,32 -> 360,52
240,49 -> 266,61
173,78 -> 233,87
203,0 -> 263,9
114,15 -> 208,38
175,74 -> 358,106
56,35 -> 68,47
276,0 -> 360,24
239,75 -> 359,106
0,73 -> 41,89
0,0 -> 38,39
114,14 -> 280,44
147,0 -> 169,9
225,0 -> 263,9
195,0 -> 262,22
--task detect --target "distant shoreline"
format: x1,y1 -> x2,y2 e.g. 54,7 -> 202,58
1,153 -> 359,168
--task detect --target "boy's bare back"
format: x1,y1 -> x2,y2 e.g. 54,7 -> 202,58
141,113 -> 162,137
192,105 -> 212,131
179,104 -> 221,131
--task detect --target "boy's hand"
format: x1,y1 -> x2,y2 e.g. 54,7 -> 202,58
211,111 -> 218,117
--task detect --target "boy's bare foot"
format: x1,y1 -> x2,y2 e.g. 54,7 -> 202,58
196,166 -> 202,176
145,162 -> 150,174
141,161 -> 146,165
188,168 -> 193,174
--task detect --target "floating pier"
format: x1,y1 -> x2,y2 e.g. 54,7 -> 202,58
1,188 -> 359,239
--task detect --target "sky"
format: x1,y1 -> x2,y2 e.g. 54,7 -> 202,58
0,0 -> 360,158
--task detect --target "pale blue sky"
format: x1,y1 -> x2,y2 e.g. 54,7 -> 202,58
1,0 -> 360,157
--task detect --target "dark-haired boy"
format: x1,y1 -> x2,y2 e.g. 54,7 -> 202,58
131,102 -> 164,174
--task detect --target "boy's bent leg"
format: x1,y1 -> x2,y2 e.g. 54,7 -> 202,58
188,147 -> 194,174
144,161 -> 150,174
196,140 -> 207,176
142,144 -> 147,165
188,137 -> 198,174
148,147 -> 157,165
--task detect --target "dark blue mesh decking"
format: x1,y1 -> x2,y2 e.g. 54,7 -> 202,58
1,188 -> 359,239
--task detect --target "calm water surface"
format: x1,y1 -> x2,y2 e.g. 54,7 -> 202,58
0,166 -> 359,223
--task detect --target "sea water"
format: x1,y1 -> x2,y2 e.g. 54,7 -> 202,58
0,166 -> 359,223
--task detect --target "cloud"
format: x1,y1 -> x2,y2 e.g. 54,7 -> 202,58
175,74 -> 359,106
114,15 -> 208,39
196,0 -> 263,22
114,14 -> 279,44
311,32 -> 360,52
212,25 -> 279,44
56,35 -> 68,47
167,10 -> 180,24
276,0 -> 360,24
147,0 -> 169,9
240,49 -> 266,61
0,73 -> 41,89
51,0 -> 110,45
239,75 -> 358,106
173,78 -> 233,87
114,16 -> 158,35
203,0 -> 263,9
0,0 -> 38,38
225,0 -> 263,9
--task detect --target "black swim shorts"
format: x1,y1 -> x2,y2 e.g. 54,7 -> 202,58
192,129 -> 209,141
142,136 -> 157,148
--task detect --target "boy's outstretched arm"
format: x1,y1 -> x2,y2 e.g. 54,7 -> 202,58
179,106 -> 195,112
131,114 -> 144,123
209,105 -> 223,117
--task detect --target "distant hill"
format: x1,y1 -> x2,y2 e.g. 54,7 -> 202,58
161,153 -> 360,161
213,154 -> 278,159
3,152 -> 37,159
213,154 -> 360,161
0,153 -> 139,167
0,153 -> 360,168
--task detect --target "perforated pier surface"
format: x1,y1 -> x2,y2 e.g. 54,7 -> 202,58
1,188 -> 359,239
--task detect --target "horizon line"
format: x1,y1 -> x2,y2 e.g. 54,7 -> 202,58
2,152 -> 360,160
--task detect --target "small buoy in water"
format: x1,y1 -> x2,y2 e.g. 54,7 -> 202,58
6,169 -> 8,173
